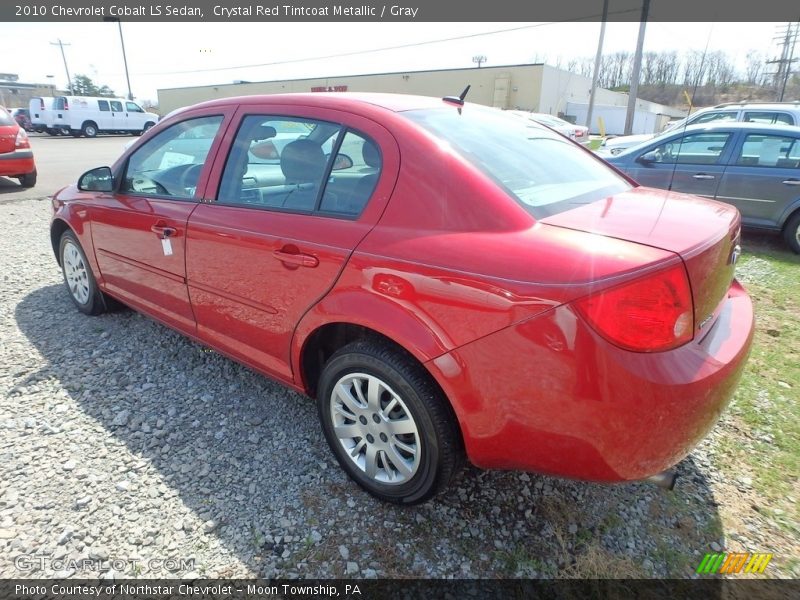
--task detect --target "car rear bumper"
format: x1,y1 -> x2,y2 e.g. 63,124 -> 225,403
0,150 -> 36,176
427,280 -> 754,482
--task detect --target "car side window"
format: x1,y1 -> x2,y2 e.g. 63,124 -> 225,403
98,100 -> 109,112
689,111 -> 738,125
110,101 -> 123,112
736,134 -> 800,168
742,112 -> 794,126
126,102 -> 144,113
319,130 -> 382,217
218,115 -> 342,213
120,115 -> 224,199
647,133 -> 732,165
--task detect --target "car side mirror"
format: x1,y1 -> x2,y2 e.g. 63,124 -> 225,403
331,154 -> 353,171
78,167 -> 114,192
637,151 -> 659,164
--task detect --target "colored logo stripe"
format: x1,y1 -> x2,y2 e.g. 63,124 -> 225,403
697,552 -> 773,574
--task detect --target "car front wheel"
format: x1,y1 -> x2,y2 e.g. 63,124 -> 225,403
317,340 -> 463,504
59,231 -> 106,315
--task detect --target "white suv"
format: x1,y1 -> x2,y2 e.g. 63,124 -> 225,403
598,101 -> 800,156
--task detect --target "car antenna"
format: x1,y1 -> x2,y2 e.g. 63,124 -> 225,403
443,85 -> 471,106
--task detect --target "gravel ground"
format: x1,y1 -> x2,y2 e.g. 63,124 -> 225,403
0,195 -> 797,579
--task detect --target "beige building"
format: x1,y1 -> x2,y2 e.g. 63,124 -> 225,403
0,73 -> 57,109
158,63 -> 685,135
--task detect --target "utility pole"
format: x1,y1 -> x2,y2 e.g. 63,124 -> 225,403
586,0 -> 609,132
50,39 -> 73,95
767,22 -> 799,101
105,18 -> 134,100
624,0 -> 650,135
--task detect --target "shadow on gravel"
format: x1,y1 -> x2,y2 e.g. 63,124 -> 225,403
15,283 -> 726,579
0,178 -> 26,194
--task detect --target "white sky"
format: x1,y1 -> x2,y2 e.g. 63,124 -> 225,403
0,21 -> 786,104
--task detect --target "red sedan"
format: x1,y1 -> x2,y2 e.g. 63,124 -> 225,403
50,93 -> 753,504
0,106 -> 37,187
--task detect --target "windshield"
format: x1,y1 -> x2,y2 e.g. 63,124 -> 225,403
404,106 -> 630,218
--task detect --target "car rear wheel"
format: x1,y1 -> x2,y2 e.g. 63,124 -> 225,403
317,340 -> 463,504
18,171 -> 36,188
59,231 -> 106,315
82,122 -> 98,138
140,122 -> 155,136
784,212 -> 800,254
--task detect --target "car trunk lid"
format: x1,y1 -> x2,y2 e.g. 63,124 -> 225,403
542,186 -> 741,335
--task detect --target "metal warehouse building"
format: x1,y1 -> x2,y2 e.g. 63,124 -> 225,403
157,63 -> 685,135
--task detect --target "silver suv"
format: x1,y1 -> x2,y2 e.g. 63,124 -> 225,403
599,101 -> 800,155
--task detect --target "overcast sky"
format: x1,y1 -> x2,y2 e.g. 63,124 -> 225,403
0,21 -> 785,104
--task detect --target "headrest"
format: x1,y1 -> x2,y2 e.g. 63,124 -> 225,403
362,140 -> 382,168
281,139 -> 326,183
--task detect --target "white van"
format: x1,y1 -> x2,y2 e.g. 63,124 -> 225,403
50,96 -> 159,137
29,96 -> 56,134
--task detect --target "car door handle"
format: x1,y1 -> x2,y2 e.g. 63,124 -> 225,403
273,249 -> 319,268
782,179 -> 800,186
150,224 -> 177,238
692,174 -> 716,180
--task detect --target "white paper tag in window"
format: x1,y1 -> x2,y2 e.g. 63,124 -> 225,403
161,237 -> 173,256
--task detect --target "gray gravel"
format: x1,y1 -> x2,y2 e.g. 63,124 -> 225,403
0,196 -> 796,579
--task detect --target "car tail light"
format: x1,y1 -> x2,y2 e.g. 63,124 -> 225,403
574,263 -> 694,352
15,129 -> 30,149
574,129 -> 585,137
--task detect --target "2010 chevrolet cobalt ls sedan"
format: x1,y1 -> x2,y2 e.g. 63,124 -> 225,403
50,93 -> 754,504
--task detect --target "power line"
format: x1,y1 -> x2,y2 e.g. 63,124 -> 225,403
135,13 -> 638,77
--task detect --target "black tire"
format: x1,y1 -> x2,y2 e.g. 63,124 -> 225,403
82,122 -> 98,138
18,171 -> 36,188
140,121 -> 155,136
58,230 -> 106,316
783,212 -> 800,254
317,340 -> 463,504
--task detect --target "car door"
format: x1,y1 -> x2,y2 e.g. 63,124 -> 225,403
125,101 -> 147,132
109,100 -> 125,131
89,110 -> 233,333
714,130 -> 800,228
623,130 -> 734,199
185,106 -> 399,381
96,99 -> 114,131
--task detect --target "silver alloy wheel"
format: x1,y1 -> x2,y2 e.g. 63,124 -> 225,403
330,372 -> 421,485
795,222 -> 800,246
63,240 -> 90,305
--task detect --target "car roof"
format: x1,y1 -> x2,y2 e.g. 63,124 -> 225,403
186,92 -> 458,114
670,122 -> 800,135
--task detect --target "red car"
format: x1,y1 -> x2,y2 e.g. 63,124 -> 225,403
50,93 -> 754,504
0,106 -> 37,187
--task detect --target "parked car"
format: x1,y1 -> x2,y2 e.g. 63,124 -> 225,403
508,110 -> 590,145
10,108 -> 32,131
0,106 -> 37,187
598,101 -> 800,156
605,122 -> 800,253
47,96 -> 159,137
50,93 -> 753,503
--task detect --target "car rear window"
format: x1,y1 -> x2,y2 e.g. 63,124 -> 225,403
404,106 -> 630,218
0,108 -> 15,126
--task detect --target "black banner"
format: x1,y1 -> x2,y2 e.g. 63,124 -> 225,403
2,579 -> 800,600
3,0 -> 800,23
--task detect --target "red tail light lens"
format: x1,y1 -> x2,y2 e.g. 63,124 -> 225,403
15,129 -> 30,149
575,263 -> 694,352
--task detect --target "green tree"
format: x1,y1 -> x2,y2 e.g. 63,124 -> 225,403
71,74 -> 116,97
